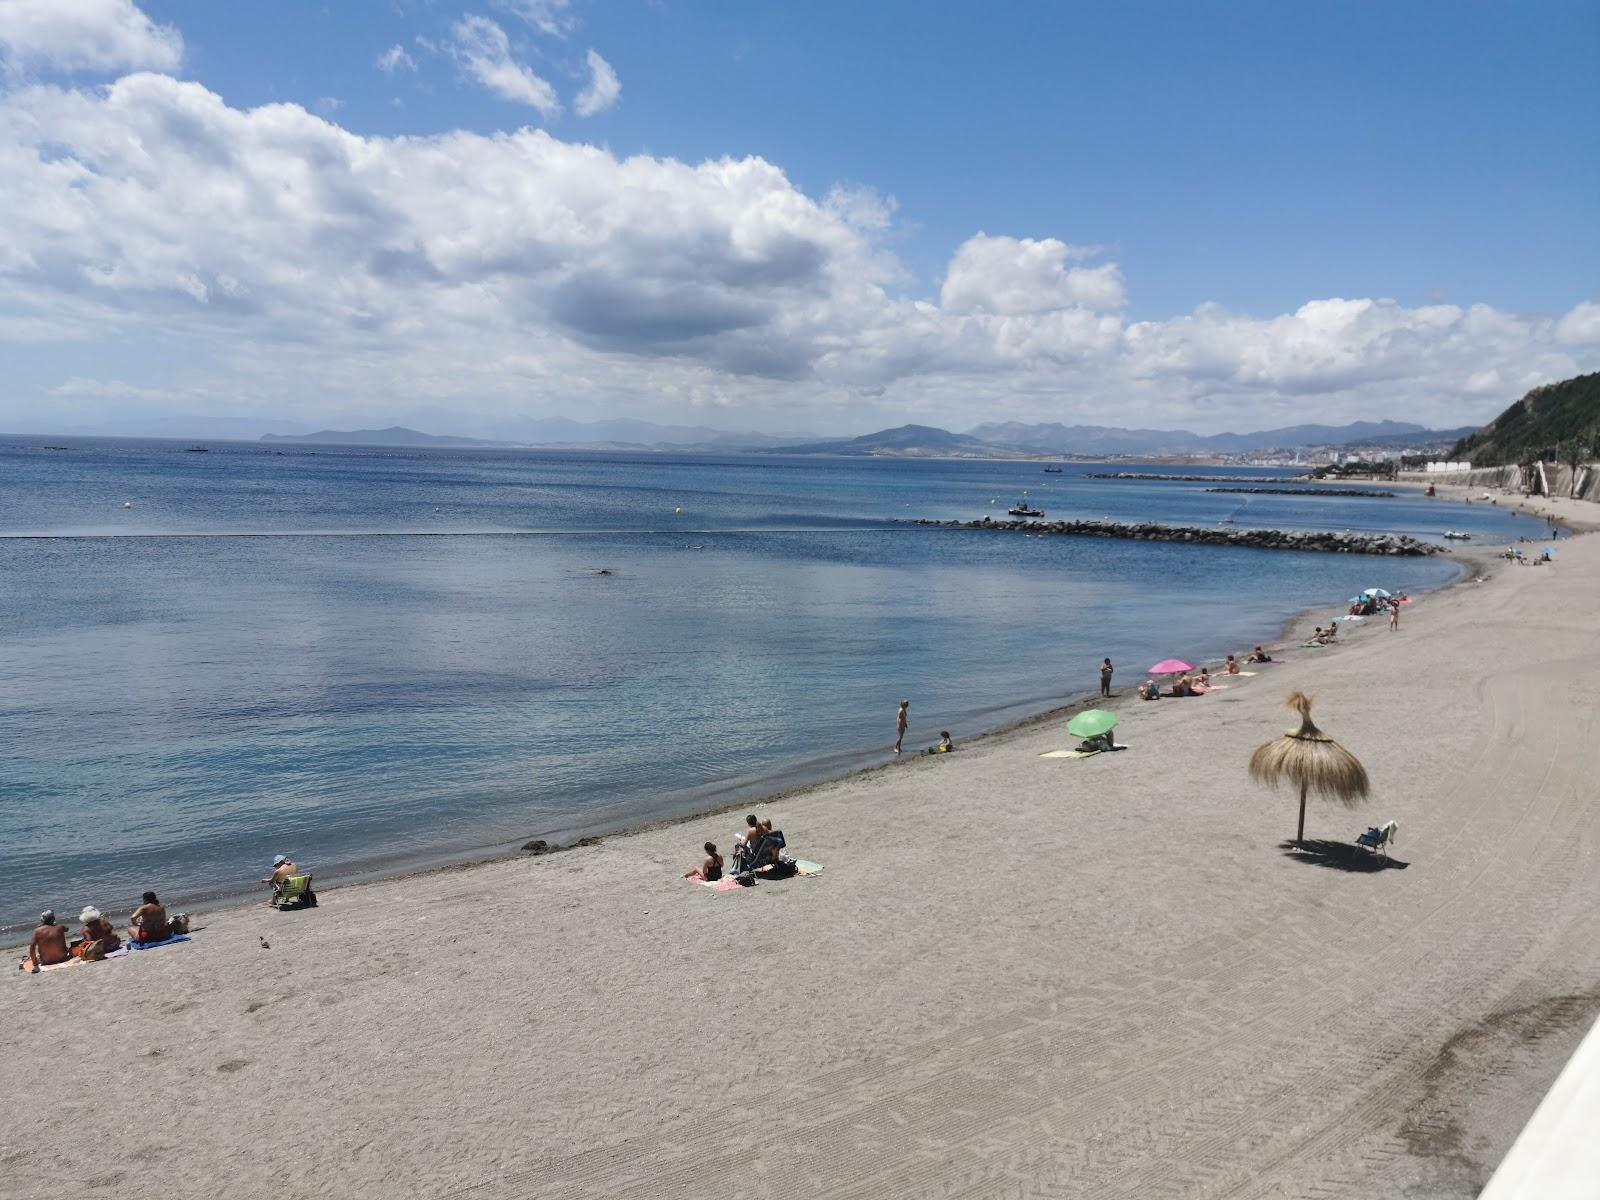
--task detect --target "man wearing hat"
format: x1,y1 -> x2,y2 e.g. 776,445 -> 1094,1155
27,911 -> 71,972
260,854 -> 300,903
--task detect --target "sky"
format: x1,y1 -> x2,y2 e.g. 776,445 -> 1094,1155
1,0 -> 1597,438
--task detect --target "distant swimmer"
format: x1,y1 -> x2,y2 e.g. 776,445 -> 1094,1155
122,501 -> 133,508
593,569 -> 613,576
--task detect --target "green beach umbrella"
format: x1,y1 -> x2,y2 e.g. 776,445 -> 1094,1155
1067,709 -> 1118,738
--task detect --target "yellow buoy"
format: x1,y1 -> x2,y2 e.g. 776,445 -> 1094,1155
675,506 -> 682,513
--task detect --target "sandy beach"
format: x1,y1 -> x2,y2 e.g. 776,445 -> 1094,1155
6,525 -> 1600,1199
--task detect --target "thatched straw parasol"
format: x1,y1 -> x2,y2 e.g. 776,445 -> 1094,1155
1249,692 -> 1370,845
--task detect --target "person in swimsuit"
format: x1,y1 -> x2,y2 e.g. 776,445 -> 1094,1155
1099,658 -> 1113,697
28,911 -> 71,971
1225,654 -> 1240,675
894,700 -> 909,755
1389,603 -> 1400,631
685,842 -> 723,881
1139,679 -> 1160,700
938,731 -> 955,753
261,855 -> 302,903
73,906 -> 121,959
127,892 -> 171,945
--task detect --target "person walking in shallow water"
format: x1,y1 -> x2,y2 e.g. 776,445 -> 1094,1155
894,699 -> 909,755
1099,658 -> 1114,697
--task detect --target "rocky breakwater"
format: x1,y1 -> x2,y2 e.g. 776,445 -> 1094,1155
898,517 -> 1445,556
1083,472 -> 1313,483
1205,486 -> 1397,498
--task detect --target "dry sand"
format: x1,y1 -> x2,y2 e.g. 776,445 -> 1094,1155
5,529 -> 1600,1200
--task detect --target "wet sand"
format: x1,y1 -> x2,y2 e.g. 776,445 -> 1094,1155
4,529 -> 1599,1199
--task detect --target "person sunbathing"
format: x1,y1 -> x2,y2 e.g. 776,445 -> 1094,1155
72,906 -> 121,959
1080,731 -> 1114,752
28,911 -> 71,971
1139,679 -> 1160,700
684,842 -> 723,881
261,854 -> 300,903
1224,655 -> 1240,675
938,731 -> 954,752
1170,674 -> 1195,697
1195,670 -> 1212,689
1248,645 -> 1272,663
127,891 -> 172,945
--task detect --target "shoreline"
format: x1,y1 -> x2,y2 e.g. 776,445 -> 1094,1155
2,541 -> 1485,949
6,525 -> 1597,1197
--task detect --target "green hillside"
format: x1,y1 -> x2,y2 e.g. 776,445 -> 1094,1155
1450,372 -> 1600,466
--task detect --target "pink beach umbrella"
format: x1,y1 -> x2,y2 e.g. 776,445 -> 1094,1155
1149,658 -> 1194,675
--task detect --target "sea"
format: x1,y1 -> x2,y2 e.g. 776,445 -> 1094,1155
0,436 -> 1550,933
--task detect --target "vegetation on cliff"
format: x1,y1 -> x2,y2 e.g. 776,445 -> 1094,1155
1450,372 -> 1600,466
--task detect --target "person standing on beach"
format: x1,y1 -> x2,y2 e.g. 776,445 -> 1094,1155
1099,658 -> 1114,697
894,699 -> 909,755
1389,602 -> 1400,631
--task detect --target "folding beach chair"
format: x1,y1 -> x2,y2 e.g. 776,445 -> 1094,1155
272,873 -> 318,910
1355,821 -> 1397,859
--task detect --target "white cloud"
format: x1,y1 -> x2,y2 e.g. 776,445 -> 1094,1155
0,0 -> 182,73
574,49 -> 620,117
493,0 -> 576,39
941,234 -> 1127,315
448,15 -> 560,116
1555,300 -> 1600,345
0,70 -> 1595,433
376,44 -> 417,74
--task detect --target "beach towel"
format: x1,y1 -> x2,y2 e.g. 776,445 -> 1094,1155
694,860 -> 824,891
126,934 -> 190,951
17,945 -> 128,973
694,876 -> 745,892
1040,744 -> 1127,759
1232,670 -> 1257,677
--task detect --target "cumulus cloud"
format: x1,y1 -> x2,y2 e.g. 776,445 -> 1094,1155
375,45 -> 417,74
1555,300 -> 1600,345
0,0 -> 182,73
574,49 -> 620,117
0,64 -> 1595,432
941,234 -> 1126,314
447,15 -> 560,116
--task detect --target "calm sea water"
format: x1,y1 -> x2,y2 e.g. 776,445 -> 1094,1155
0,437 -> 1546,931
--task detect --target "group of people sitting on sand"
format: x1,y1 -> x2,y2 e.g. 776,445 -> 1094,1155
1138,668 -> 1217,700
685,813 -> 794,883
24,891 -> 187,972
1138,646 -> 1274,702
1503,545 -> 1551,566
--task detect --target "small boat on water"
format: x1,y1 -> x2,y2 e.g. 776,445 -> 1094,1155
1041,466 -> 1063,474
1008,504 -> 1045,517
185,446 -> 208,452
1442,530 -> 1472,540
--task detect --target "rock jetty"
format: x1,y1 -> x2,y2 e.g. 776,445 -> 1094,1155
897,517 -> 1444,556
1205,486 -> 1397,498
1082,472 -> 1312,483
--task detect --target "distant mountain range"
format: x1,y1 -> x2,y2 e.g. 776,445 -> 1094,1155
965,419 -> 1467,455
765,424 -> 1028,458
1449,372 -> 1600,466
261,426 -> 508,447
247,416 -> 1480,457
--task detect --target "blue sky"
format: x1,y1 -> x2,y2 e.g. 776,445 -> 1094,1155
1,0 -> 1597,436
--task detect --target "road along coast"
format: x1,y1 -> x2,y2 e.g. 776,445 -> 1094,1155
3,534 -> 1597,1199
